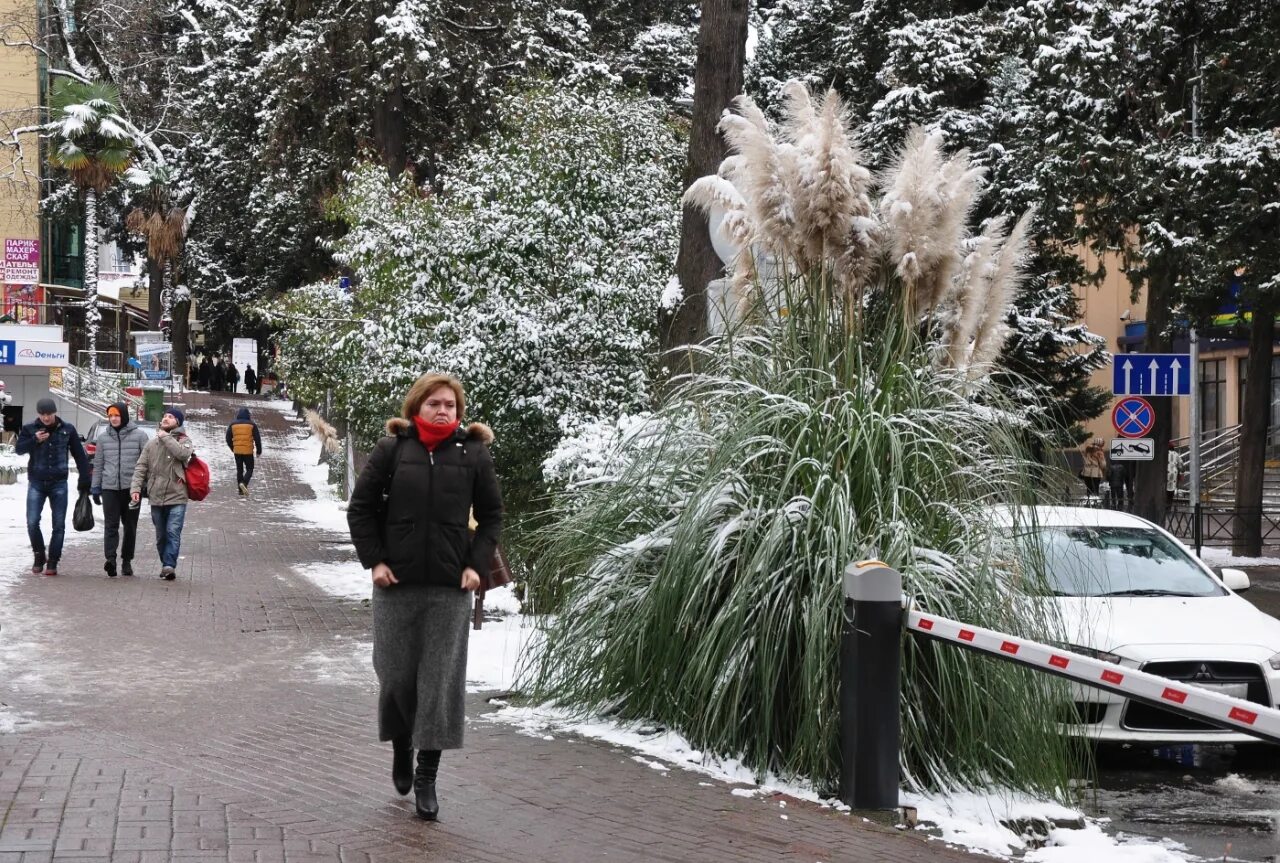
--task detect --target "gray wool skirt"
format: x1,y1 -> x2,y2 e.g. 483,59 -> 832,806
371,583 -> 471,750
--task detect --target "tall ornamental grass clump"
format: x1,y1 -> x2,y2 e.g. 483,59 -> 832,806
525,82 -> 1084,796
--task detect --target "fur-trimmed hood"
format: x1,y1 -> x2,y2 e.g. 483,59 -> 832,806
385,417 -> 494,445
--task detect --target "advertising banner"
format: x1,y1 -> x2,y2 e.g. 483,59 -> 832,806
0,339 -> 70,367
0,284 -> 43,324
231,337 -> 257,394
4,238 -> 39,284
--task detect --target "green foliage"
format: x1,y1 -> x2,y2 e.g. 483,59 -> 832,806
527,289 -> 1081,794
262,83 -> 684,537
527,96 -> 1084,794
47,79 -> 134,192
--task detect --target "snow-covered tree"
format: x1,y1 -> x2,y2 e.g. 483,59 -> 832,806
46,79 -> 135,370
264,85 -> 684,511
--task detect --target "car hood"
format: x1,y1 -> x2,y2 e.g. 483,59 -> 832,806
1055,595 -> 1280,658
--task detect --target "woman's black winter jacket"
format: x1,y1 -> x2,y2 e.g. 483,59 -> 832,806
347,418 -> 503,588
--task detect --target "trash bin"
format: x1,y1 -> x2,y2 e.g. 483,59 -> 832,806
142,386 -> 165,422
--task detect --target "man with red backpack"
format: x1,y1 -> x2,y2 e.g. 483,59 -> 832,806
130,406 -> 196,581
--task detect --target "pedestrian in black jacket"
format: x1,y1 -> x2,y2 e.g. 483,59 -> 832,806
244,365 -> 258,396
346,372 -> 503,823
15,397 -> 91,576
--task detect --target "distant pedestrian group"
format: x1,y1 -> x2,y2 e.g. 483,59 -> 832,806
193,354 -> 259,394
1079,436 -> 1138,509
18,397 -> 267,581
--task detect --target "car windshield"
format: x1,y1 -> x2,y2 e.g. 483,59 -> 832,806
1029,525 -> 1225,598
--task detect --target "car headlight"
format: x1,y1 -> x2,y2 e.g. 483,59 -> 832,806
1269,652 -> 1280,671
1057,643 -> 1122,664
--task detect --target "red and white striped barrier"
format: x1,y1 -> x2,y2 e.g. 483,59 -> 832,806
906,605 -> 1280,745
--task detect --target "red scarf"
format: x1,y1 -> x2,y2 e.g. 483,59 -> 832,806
413,416 -> 460,451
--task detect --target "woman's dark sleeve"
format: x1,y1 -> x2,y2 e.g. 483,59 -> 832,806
347,437 -> 394,570
467,444 -> 504,578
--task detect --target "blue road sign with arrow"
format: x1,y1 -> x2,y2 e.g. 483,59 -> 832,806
1112,353 -> 1191,396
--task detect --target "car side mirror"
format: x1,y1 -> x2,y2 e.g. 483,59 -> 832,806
1220,568 -> 1250,592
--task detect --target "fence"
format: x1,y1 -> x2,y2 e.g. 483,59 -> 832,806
1164,504 -> 1280,548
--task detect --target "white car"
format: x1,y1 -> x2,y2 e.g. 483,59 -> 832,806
1009,506 -> 1280,745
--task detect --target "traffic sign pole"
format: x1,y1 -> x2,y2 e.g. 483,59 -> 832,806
1190,328 -> 1201,554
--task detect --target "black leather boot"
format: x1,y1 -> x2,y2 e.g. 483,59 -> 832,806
414,750 -> 440,821
391,738 -> 413,796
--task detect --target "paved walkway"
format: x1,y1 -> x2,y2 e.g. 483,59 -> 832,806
0,392 -> 975,863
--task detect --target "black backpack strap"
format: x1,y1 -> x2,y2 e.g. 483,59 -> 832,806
382,435 -> 408,501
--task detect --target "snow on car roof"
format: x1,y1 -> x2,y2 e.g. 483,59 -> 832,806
987,505 -> 1160,531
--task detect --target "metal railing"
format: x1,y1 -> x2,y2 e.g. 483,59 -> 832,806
1171,425 -> 1280,504
54,357 -> 143,420
1165,504 -> 1280,547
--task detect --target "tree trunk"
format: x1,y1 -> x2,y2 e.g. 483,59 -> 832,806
172,296 -> 191,386
369,1 -> 407,179
660,0 -> 750,368
83,187 -> 99,372
1133,267 -> 1175,523
1232,294 -> 1276,556
161,260 -> 173,338
374,83 -> 408,179
147,257 -> 163,329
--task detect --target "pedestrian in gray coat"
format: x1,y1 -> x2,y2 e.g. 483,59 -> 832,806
346,372 -> 503,822
90,401 -> 149,577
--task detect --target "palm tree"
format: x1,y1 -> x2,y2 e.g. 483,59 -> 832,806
47,79 -> 134,371
126,166 -> 190,380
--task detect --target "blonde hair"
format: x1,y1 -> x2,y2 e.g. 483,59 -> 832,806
402,373 -> 466,420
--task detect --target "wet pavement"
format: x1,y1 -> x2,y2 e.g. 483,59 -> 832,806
0,391 -> 974,863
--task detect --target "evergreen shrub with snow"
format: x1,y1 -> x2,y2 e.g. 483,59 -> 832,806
528,84 -> 1083,795
265,84 -> 683,516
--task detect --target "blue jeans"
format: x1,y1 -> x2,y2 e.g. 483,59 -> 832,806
150,504 -> 187,569
27,478 -> 69,562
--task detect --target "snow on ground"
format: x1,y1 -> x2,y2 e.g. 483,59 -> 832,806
1197,546 -> 1280,567
0,454 -> 92,732
265,409 -> 1199,862
902,791 -> 1194,862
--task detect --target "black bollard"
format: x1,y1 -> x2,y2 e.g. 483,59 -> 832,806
840,561 -> 902,810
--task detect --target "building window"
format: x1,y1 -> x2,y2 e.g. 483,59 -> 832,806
45,221 -> 84,289
1237,355 -> 1280,430
1201,358 -> 1226,432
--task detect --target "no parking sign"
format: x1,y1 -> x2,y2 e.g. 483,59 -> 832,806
1112,396 -> 1155,439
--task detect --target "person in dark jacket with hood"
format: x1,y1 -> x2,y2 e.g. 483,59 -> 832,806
346,372 -> 503,822
244,365 -> 258,396
16,397 -> 91,576
90,402 -> 150,576
225,407 -> 263,496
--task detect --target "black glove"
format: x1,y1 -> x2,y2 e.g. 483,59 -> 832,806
78,481 -> 91,494
92,493 -> 102,506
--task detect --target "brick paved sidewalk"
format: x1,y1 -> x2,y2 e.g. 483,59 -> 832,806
0,392 -> 977,863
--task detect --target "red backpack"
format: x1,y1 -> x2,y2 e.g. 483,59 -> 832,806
184,454 -> 211,501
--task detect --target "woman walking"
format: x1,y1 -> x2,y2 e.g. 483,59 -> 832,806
1080,437 -> 1106,499
346,373 -> 503,821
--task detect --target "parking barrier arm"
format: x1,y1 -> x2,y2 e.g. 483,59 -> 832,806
906,604 -> 1280,746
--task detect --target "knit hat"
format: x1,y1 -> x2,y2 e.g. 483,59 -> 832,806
106,401 -> 130,427
35,397 -> 56,414
163,406 -> 185,426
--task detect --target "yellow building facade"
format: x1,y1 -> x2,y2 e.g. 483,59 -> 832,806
0,0 -> 42,252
